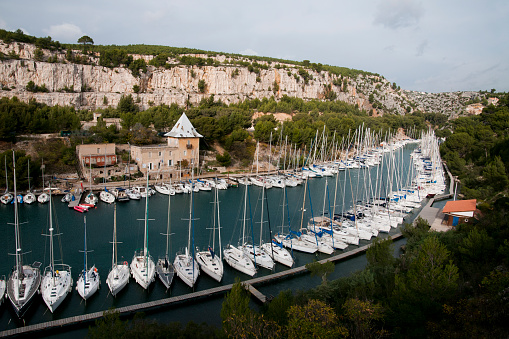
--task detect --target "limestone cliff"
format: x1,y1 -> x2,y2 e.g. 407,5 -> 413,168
0,41 -> 478,116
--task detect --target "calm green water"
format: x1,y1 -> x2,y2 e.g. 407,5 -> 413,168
0,144 -> 417,332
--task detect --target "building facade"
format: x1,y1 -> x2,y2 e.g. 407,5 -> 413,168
131,113 -> 202,179
77,143 -> 125,181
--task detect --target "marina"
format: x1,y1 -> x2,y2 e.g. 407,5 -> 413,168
0,134 -> 448,334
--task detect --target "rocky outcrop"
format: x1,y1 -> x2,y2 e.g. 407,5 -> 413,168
0,41 -> 480,116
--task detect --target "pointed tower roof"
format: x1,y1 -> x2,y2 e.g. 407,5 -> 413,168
164,113 -> 203,138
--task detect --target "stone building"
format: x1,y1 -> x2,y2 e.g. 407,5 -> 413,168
130,113 -> 202,179
77,143 -> 125,181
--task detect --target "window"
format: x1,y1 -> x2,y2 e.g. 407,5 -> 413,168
149,152 -> 152,158
168,159 -> 172,166
158,151 -> 162,157
184,150 -> 187,156
149,163 -> 153,170
97,148 -> 100,153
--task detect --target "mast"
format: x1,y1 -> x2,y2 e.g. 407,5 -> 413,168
83,216 -> 88,286
215,182 -> 222,260
165,180 -> 171,258
5,155 -> 8,193
13,151 -> 22,280
259,184 -> 265,246
41,159 -> 45,193
112,203 -> 117,269
49,185 -> 55,283
27,159 -> 31,192
144,172 -> 149,265
242,176 -> 248,243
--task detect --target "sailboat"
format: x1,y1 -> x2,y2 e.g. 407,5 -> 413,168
84,155 -> 98,206
174,180 -> 200,288
196,183 -> 224,282
155,186 -> 175,290
40,187 -> 73,313
1,155 -> 13,205
37,160 -> 49,204
76,216 -> 100,300
106,203 -> 129,297
241,183 -> 275,270
130,174 -> 156,289
223,177 -> 257,276
99,148 -> 115,204
7,151 -> 41,318
24,159 -> 36,204
0,276 -> 5,305
260,180 -> 294,268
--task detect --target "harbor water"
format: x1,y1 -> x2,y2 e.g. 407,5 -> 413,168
0,144 -> 418,332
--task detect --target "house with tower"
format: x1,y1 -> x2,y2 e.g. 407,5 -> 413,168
130,113 -> 202,179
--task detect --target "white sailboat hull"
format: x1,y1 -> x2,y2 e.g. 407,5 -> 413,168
223,245 -> 257,276
7,264 -> 41,317
241,244 -> 274,270
130,252 -> 156,290
174,252 -> 200,288
40,266 -> 72,313
196,251 -> 223,282
261,242 -> 294,267
107,263 -> 130,297
76,266 -> 100,300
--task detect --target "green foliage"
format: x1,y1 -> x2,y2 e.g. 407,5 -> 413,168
198,79 -> 206,93
287,299 -> 348,339
0,150 -> 41,191
34,48 -> 44,61
306,260 -> 335,285
216,152 -> 231,167
441,94 -> 509,199
99,48 -> 132,68
128,58 -> 147,77
77,35 -> 94,53
253,119 -> 276,143
366,237 -> 396,298
117,94 -> 139,114
482,155 -> 508,190
0,97 -> 81,140
342,298 -> 385,339
148,53 -> 170,67
88,308 -> 220,339
26,81 -> 49,93
0,29 -> 62,50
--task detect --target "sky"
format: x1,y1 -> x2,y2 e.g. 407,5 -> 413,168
1,0 -> 508,93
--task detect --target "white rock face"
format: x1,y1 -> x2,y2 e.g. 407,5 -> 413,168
0,41 -> 477,116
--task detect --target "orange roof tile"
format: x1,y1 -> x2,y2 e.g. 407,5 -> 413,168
442,199 -> 477,214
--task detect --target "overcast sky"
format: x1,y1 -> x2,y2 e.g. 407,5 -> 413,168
1,0 -> 507,93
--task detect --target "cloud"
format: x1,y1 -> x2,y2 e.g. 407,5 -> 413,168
43,23 -> 83,42
240,48 -> 258,56
143,10 -> 166,23
384,45 -> 396,52
374,0 -> 424,29
416,39 -> 428,56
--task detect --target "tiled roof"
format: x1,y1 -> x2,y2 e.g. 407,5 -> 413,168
164,113 -> 203,138
442,199 -> 477,213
